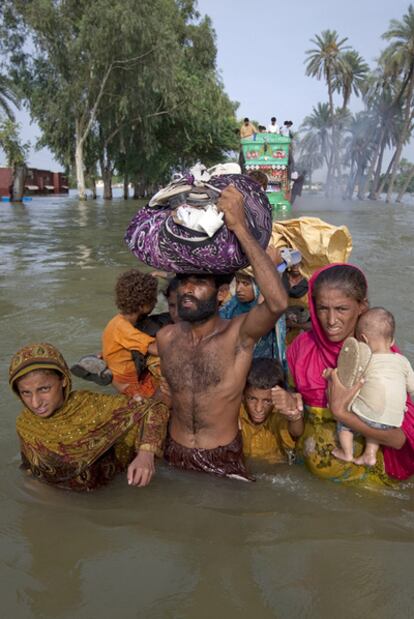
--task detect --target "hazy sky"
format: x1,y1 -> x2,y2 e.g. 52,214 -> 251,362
2,0 -> 412,170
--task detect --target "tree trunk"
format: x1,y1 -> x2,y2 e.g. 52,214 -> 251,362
356,167 -> 366,200
102,168 -> 112,200
75,120 -> 87,200
343,159 -> 356,199
11,164 -> 27,201
325,76 -> 335,197
123,174 -> 129,200
369,135 -> 387,199
386,72 -> 414,203
359,125 -> 384,199
374,150 -> 397,200
90,176 -> 97,200
99,154 -> 113,200
132,178 -> 147,198
396,165 -> 414,202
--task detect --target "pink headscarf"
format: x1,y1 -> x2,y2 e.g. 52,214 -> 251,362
287,263 -> 414,480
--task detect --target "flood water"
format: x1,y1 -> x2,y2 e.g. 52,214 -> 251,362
1,191 -> 414,619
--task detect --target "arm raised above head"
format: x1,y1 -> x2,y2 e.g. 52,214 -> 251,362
217,185 -> 288,344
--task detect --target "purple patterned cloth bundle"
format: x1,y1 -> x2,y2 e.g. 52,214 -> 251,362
124,174 -> 272,274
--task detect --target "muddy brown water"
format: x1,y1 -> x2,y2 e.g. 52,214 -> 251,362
1,192 -> 414,619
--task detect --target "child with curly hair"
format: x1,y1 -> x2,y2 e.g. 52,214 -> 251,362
102,269 -> 159,398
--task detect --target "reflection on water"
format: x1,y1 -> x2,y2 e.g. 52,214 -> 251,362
1,192 -> 414,619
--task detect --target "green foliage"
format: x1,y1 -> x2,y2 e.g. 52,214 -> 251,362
0,0 -> 238,190
0,118 -> 28,166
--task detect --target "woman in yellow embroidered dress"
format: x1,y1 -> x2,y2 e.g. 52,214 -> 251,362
273,264 -> 414,486
9,343 -> 169,491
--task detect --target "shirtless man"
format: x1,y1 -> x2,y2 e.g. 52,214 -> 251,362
156,185 -> 288,480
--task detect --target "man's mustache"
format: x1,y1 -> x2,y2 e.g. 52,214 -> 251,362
178,294 -> 198,304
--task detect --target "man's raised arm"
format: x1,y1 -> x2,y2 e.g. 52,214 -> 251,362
217,185 -> 288,322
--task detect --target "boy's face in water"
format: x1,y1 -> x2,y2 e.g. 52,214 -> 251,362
243,385 -> 273,425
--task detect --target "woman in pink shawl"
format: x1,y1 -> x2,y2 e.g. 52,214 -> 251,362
273,263 -> 414,485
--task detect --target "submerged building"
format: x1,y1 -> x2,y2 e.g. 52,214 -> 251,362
0,167 -> 69,197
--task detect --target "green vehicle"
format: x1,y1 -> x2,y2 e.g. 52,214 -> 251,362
241,133 -> 292,217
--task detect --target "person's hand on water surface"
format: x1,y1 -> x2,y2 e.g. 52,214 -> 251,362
323,368 -> 364,420
217,185 -> 246,232
127,450 -> 155,487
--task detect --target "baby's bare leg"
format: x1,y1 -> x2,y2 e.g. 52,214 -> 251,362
332,427 -> 354,462
353,439 -> 379,466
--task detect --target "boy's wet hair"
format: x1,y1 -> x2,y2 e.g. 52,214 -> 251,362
115,269 -> 158,314
246,358 -> 285,390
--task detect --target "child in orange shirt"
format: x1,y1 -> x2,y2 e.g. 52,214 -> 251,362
102,270 -> 159,398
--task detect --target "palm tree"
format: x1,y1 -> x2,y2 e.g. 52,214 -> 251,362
295,137 -> 324,189
305,30 -> 350,195
342,111 -> 376,199
300,103 -> 332,167
381,5 -> 414,202
333,50 -> 370,111
359,66 -> 400,199
0,74 -> 20,120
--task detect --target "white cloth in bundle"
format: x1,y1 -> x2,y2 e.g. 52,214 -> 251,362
173,204 -> 224,237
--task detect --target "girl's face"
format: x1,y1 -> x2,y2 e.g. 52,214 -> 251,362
17,370 -> 66,418
314,285 -> 366,343
236,277 -> 255,303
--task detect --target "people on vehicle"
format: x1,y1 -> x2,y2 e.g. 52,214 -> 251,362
280,120 -> 294,138
157,185 -> 288,481
272,263 -> 414,486
333,307 -> 414,466
240,358 -> 304,464
9,343 -> 169,490
240,117 -> 258,139
266,117 -> 280,134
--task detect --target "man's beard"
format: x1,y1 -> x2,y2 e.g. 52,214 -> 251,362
177,293 -> 217,323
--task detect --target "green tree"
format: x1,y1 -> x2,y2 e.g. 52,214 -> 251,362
3,0 -> 237,200
357,65 -> 401,199
0,74 -> 20,120
4,0 -> 183,199
305,30 -> 350,194
333,49 -> 369,112
0,118 -> 28,200
381,4 -> 414,202
300,103 -> 332,169
341,111 -> 376,199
